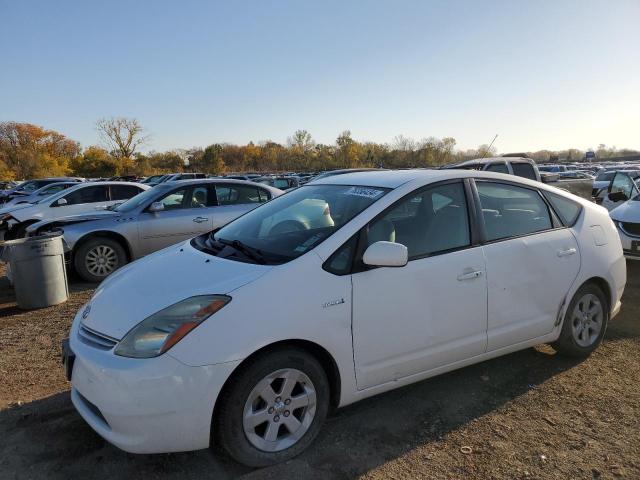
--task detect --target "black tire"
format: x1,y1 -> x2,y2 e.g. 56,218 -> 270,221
213,348 -> 330,467
74,237 -> 127,283
552,283 -> 609,357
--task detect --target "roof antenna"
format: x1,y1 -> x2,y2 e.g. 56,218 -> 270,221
480,134 -> 498,159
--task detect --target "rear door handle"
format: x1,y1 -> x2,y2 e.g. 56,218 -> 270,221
193,216 -> 208,223
557,247 -> 577,257
457,270 -> 483,281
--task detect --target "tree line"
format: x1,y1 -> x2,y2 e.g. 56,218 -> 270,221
0,119 -> 636,180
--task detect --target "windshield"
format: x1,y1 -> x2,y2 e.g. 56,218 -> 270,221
114,187 -> 158,213
198,184 -> 389,264
143,175 -> 164,183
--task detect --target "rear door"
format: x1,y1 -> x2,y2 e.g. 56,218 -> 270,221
476,180 -> 580,351
212,184 -> 271,228
137,185 -> 214,255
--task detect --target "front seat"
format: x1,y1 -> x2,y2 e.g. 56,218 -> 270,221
368,219 -> 396,244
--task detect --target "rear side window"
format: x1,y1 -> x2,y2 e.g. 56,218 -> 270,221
110,185 -> 142,200
486,163 -> 509,174
216,185 -> 266,205
476,182 -> 552,241
512,163 -> 537,180
543,191 -> 582,226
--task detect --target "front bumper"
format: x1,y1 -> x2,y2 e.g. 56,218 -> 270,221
68,318 -> 241,454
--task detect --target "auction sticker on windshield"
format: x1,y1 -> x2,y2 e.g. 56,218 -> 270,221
343,187 -> 385,199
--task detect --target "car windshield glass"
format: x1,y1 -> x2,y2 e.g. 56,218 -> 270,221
198,184 -> 389,264
114,187 -> 157,213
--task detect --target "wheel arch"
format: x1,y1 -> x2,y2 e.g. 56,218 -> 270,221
582,276 -> 612,312
73,230 -> 133,262
211,339 -> 342,442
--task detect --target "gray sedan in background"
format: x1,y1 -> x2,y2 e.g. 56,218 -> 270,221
27,179 -> 282,282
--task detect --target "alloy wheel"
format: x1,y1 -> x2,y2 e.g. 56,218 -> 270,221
571,293 -> 604,347
85,245 -> 119,277
242,368 -> 317,452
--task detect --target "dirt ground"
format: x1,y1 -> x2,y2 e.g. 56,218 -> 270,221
1,263 -> 639,480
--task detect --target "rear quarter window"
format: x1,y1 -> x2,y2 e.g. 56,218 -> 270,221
542,191 -> 582,226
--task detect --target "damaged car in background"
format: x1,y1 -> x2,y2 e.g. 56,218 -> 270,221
2,181 -> 148,240
29,179 -> 282,282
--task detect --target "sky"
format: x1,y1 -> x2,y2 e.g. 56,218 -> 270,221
1,0 -> 639,154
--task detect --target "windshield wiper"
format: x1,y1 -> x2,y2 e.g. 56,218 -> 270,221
216,237 -> 266,264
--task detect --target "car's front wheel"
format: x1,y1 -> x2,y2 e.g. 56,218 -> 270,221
74,237 -> 127,283
213,348 -> 330,467
553,283 -> 609,357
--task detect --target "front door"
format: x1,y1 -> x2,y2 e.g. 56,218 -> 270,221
352,181 -> 487,390
475,181 -> 581,350
138,185 -> 213,255
602,172 -> 639,211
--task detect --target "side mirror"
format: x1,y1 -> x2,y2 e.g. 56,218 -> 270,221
363,241 -> 408,268
148,201 -> 165,213
608,191 -> 629,203
56,198 -> 68,206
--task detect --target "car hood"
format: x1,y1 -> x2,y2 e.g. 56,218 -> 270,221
80,242 -> 272,339
610,200 -> 640,222
0,202 -> 34,216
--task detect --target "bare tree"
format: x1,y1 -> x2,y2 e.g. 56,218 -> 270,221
96,117 -> 149,159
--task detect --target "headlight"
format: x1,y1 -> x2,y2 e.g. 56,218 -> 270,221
114,295 -> 231,358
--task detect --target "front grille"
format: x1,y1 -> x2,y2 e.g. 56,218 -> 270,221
78,324 -> 118,350
621,222 -> 640,237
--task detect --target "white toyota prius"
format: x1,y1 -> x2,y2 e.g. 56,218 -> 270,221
64,169 -> 626,466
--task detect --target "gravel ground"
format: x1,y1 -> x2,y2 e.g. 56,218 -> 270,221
0,262 -> 638,480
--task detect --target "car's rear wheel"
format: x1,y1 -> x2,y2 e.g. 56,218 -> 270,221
213,348 -> 329,467
74,237 -> 127,283
553,283 -> 608,357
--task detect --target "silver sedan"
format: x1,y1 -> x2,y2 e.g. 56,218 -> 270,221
27,179 -> 282,282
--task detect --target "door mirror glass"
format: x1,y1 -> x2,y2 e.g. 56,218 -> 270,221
149,201 -> 165,212
56,198 -> 68,206
363,241 -> 408,267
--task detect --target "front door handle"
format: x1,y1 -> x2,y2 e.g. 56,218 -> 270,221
193,216 -> 208,223
457,270 -> 483,281
557,247 -> 577,257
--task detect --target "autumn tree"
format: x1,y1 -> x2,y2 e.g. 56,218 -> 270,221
199,144 -> 225,174
96,117 -> 149,173
71,146 -> 118,177
0,122 -> 79,178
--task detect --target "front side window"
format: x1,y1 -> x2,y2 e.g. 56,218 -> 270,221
190,186 -> 210,208
157,188 -> 189,210
477,182 -> 552,241
62,186 -> 109,205
201,184 -> 389,264
366,182 -> 470,259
